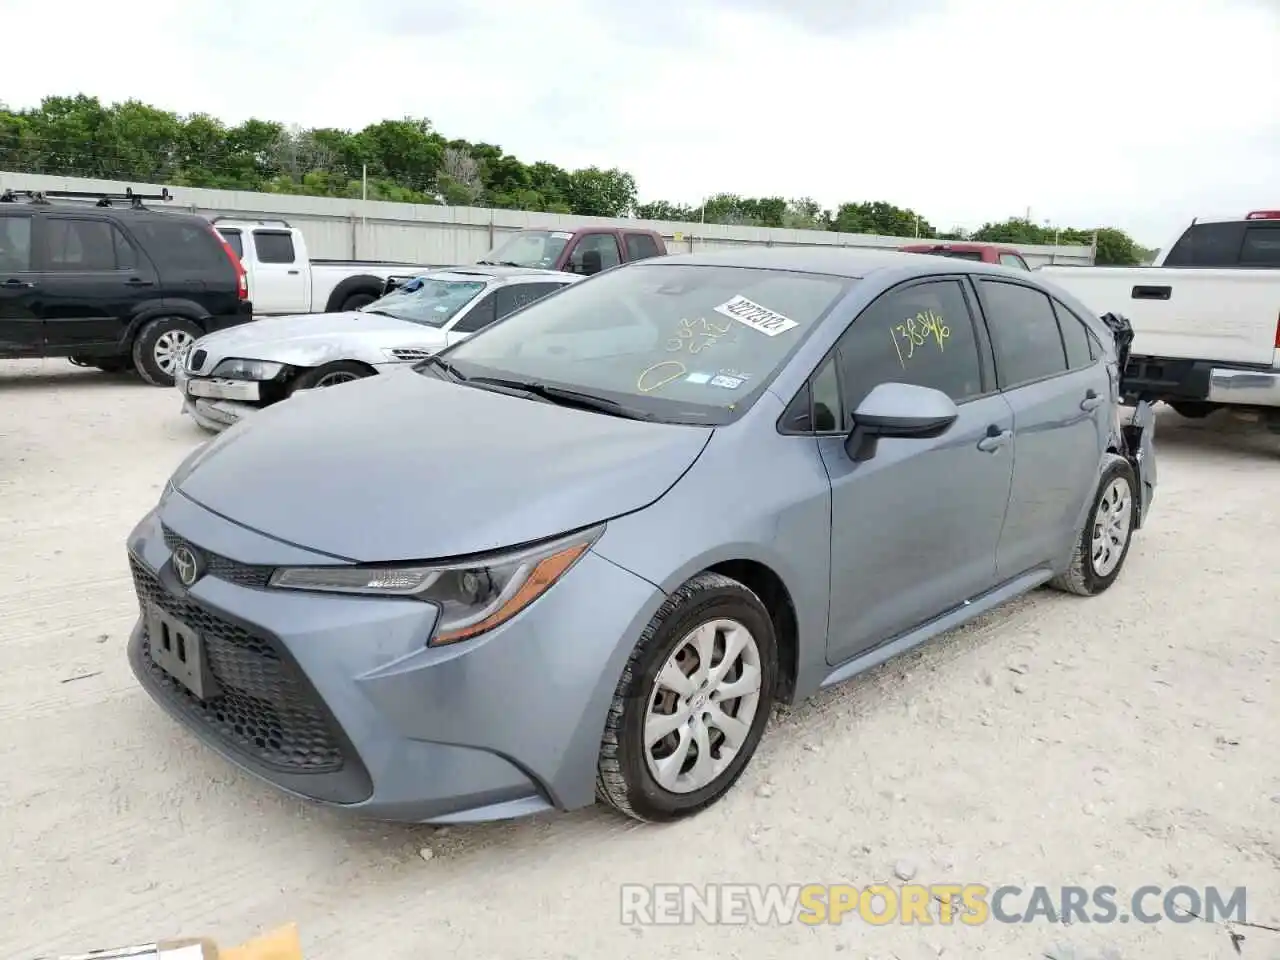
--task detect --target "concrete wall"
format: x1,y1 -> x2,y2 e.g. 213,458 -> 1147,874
0,171 -> 1095,268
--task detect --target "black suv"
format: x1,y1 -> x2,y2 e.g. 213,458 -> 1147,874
0,188 -> 254,387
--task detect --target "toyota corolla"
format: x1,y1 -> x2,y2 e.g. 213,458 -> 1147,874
127,247 -> 1156,824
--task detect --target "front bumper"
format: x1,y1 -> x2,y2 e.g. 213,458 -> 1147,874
175,364 -> 272,433
125,493 -> 664,823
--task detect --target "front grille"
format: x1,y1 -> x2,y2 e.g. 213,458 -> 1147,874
131,556 -> 346,774
162,526 -> 274,588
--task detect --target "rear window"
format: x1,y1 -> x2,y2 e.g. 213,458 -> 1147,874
1162,221 -> 1245,267
218,229 -> 244,259
1240,225 -> 1280,267
131,217 -> 229,274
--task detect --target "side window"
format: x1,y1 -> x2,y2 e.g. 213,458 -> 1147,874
451,291 -> 498,333
976,280 -> 1068,387
495,282 -> 563,320
0,215 -> 33,272
111,225 -> 139,271
624,232 -> 661,261
835,279 -> 985,412
1052,299 -> 1095,370
219,229 -> 244,259
568,234 -> 621,275
1162,222 -> 1245,267
254,231 -> 296,264
1241,225 -> 1280,267
1000,253 -> 1028,270
131,218 -> 227,273
44,218 -> 117,271
779,359 -> 843,434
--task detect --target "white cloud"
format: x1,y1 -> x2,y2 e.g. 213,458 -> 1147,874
1,0 -> 1275,244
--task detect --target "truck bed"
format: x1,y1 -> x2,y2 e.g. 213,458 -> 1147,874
1039,266 -> 1280,367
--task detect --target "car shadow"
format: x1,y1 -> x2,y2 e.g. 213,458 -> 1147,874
1150,404 -> 1280,460
0,367 -> 147,391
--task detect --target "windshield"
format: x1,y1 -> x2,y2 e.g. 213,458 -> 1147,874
481,230 -> 572,269
916,249 -> 984,261
434,263 -> 852,425
361,277 -> 488,326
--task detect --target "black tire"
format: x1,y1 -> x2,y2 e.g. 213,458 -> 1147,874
290,360 -> 374,392
339,291 -> 377,312
596,571 -> 778,823
1170,401 -> 1217,419
1049,454 -> 1138,597
131,317 -> 203,387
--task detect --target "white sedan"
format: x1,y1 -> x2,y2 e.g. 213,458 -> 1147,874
175,265 -> 580,432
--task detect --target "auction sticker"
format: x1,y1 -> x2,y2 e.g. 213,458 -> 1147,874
714,295 -> 798,337
685,372 -> 712,384
709,374 -> 745,389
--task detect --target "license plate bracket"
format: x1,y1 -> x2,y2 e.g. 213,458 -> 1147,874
147,603 -> 219,701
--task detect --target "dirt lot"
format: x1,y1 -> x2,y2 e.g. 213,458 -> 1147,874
0,359 -> 1276,960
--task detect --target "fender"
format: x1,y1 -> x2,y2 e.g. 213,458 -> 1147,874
324,275 -> 386,313
119,298 -> 213,349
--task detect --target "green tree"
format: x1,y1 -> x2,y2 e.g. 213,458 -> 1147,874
564,166 -> 636,217
832,201 -> 934,238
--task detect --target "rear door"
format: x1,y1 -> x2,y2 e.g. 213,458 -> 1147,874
247,229 -> 308,314
972,277 -> 1107,578
33,214 -> 159,353
0,211 -> 40,355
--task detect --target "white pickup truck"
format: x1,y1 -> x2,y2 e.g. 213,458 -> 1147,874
211,218 -> 443,316
1040,210 -> 1280,426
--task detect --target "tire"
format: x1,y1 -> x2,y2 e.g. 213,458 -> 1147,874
290,360 -> 373,392
1049,454 -> 1138,597
596,572 -> 778,823
1170,401 -> 1217,419
339,291 -> 377,312
131,317 -> 203,387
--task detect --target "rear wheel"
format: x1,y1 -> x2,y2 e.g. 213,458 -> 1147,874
339,291 -> 377,312
1049,455 -> 1137,597
596,572 -> 777,823
131,317 -> 202,387
291,360 -> 373,391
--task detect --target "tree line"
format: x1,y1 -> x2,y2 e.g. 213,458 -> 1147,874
0,95 -> 1150,264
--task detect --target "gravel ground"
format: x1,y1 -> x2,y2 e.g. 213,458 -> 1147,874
0,358 -> 1276,960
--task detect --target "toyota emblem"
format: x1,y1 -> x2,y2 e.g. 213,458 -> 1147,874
172,545 -> 202,587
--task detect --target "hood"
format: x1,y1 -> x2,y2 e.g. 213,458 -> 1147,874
175,369 -> 713,562
194,311 -> 445,368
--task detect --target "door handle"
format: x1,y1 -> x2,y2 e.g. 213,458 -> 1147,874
977,427 -> 1011,453
1,278 -> 35,289
287,269 -> 300,275
124,277 -> 154,286
1080,389 -> 1103,411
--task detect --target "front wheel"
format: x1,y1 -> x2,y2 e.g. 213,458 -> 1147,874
290,360 -> 373,391
596,572 -> 777,823
1049,455 -> 1138,597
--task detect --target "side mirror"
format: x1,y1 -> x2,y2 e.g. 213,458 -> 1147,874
844,382 -> 959,462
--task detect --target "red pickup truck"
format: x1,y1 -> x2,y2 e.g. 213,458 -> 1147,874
899,242 -> 1030,270
479,226 -> 667,275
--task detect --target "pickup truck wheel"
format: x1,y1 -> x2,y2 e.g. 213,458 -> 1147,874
291,360 -> 373,391
1169,401 -> 1217,419
132,317 -> 202,387
339,292 -> 377,312
1049,455 -> 1137,597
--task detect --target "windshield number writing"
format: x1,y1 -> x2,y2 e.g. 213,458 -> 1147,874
890,310 -> 950,368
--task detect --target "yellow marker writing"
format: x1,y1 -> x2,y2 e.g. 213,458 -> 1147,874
890,309 -> 950,368
637,360 -> 687,393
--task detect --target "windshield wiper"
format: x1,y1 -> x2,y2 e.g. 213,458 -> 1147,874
475,259 -> 522,267
361,308 -> 400,318
466,376 -> 651,420
418,355 -> 467,381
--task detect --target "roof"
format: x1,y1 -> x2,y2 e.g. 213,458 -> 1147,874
899,242 -> 1016,253
650,245 -> 938,279
425,265 -> 579,282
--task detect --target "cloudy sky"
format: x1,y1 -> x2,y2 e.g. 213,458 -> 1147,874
2,0 -> 1277,244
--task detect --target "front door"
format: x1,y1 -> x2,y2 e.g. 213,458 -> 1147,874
970,278 -> 1110,576
565,233 -> 622,276
34,215 -> 156,354
818,277 -> 1015,665
0,212 -> 40,355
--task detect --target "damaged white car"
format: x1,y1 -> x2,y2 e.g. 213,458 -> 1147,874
175,265 -> 580,432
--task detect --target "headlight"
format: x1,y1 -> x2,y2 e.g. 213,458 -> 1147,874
211,358 -> 285,381
268,525 -> 603,646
